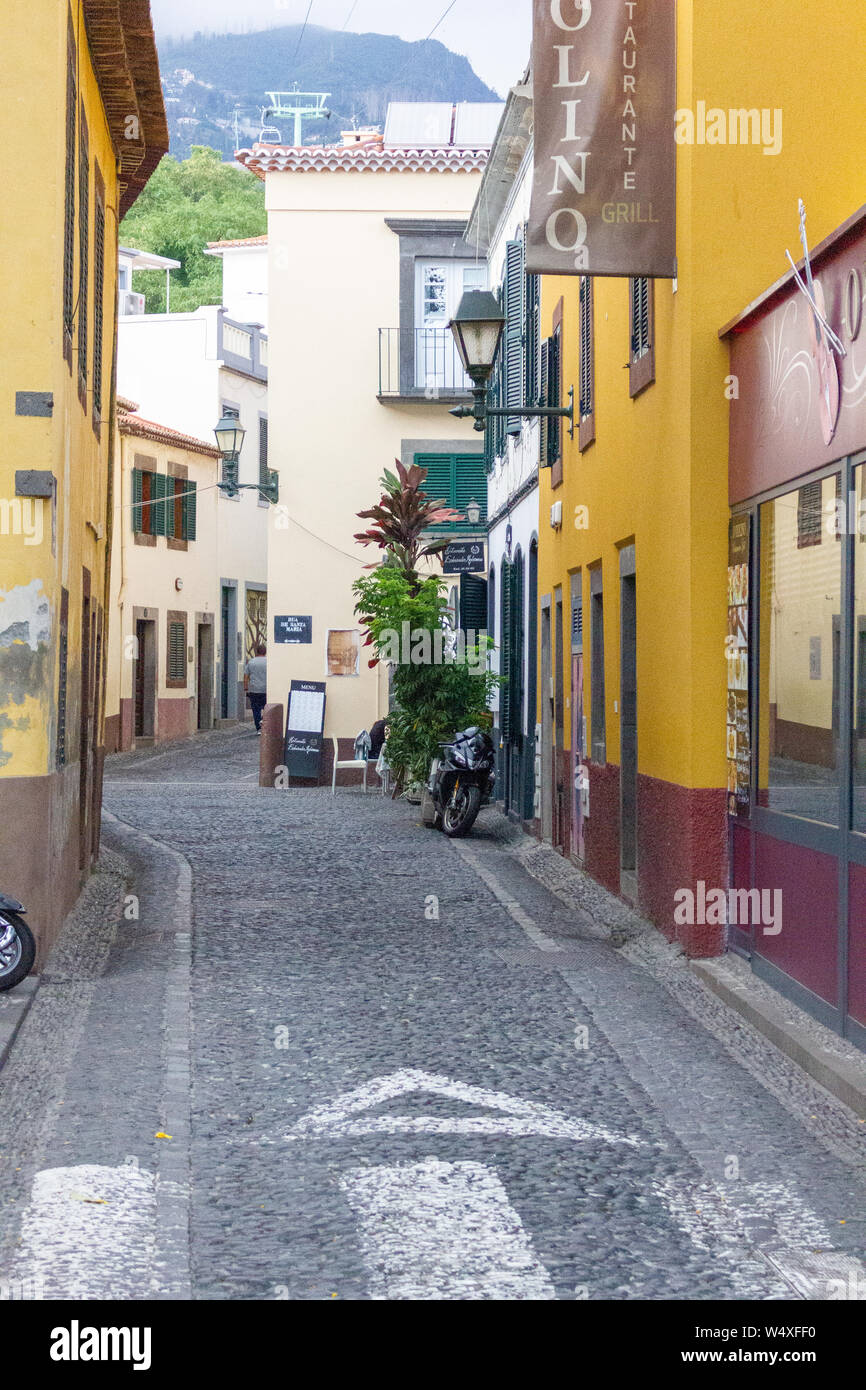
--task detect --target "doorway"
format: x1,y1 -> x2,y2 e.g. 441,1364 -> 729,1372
571,572 -> 585,862
79,573 -> 92,869
220,585 -> 237,720
197,621 -> 214,731
134,618 -> 156,741
541,599 -> 553,843
620,550 -> 638,899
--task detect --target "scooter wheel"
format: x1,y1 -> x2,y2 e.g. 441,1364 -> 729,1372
0,913 -> 36,992
442,784 -> 482,838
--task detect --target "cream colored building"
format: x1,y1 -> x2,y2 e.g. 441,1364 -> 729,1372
105,404 -> 222,752
237,105 -> 501,779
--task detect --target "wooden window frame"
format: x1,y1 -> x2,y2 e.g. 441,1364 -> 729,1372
77,106 -> 90,409
63,13 -> 76,369
167,462 -> 189,552
133,457 -> 158,547
166,611 -> 188,690
92,163 -> 105,433
629,277 -> 655,399
579,276 -> 596,452
550,297 -> 565,489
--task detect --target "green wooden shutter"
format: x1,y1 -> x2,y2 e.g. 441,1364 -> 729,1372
579,276 -> 593,418
152,474 -> 168,537
525,270 -> 540,406
500,561 -> 512,740
168,621 -> 186,681
455,455 -> 486,523
131,468 -> 144,533
415,452 -> 455,509
510,555 -> 524,738
259,417 -> 269,489
504,237 -> 524,434
184,480 -> 197,542
460,574 -> 488,637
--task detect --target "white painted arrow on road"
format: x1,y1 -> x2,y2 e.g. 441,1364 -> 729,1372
285,1068 -> 643,1147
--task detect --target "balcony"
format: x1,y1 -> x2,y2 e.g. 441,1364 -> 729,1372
217,312 -> 268,383
378,328 -> 473,403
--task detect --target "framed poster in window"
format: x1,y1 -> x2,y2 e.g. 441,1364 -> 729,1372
327,630 -> 360,677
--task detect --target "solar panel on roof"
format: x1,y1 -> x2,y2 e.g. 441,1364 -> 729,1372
453,103 -> 506,148
383,103 -> 454,147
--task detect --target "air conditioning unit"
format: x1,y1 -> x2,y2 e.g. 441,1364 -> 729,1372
121,290 -> 145,316
550,500 -> 563,529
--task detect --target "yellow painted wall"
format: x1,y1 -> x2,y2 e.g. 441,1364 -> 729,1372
0,1 -> 117,778
536,0 -> 866,795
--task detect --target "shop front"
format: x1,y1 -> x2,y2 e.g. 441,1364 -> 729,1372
723,205 -> 866,1047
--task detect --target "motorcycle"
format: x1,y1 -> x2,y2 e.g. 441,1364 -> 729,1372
425,726 -> 496,838
0,894 -> 36,993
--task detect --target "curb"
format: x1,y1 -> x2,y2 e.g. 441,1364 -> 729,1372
690,958 -> 866,1121
0,976 -> 40,1072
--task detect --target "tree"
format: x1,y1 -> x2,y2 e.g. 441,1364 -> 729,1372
119,147 -> 266,313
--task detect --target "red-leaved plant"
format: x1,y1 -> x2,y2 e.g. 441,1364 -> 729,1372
354,460 -> 462,591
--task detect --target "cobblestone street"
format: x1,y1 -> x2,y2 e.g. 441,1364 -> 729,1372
1,726 -> 865,1301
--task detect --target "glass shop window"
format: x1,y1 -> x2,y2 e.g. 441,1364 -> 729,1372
853,460 -> 866,834
758,475 -> 842,826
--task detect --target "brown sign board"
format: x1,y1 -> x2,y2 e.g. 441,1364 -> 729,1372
527,0 -> 677,279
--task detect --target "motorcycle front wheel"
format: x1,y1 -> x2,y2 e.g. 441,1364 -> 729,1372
442,783 -> 482,838
0,913 -> 36,992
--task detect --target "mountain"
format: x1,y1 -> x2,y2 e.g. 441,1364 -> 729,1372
158,24 -> 500,160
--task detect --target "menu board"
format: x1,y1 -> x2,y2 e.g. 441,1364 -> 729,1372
285,680 -> 327,779
727,515 -> 751,815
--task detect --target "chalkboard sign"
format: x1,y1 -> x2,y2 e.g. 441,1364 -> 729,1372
442,540 -> 486,575
285,680 -> 327,779
274,615 -> 312,645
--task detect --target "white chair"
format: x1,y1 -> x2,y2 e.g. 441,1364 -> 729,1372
331,736 -> 369,795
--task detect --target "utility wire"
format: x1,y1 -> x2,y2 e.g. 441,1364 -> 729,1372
341,1 -> 360,29
387,0 -> 462,92
292,1 -> 316,65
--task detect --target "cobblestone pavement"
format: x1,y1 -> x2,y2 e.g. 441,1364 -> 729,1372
1,725 -> 865,1301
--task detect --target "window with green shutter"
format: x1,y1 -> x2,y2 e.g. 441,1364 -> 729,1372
504,237 -> 525,434
166,613 -> 188,689
183,480 -> 197,542
414,453 -> 486,527
131,468 -> 144,533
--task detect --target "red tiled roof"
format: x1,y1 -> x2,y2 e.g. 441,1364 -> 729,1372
236,143 -> 490,179
118,413 -> 220,458
206,235 -> 268,249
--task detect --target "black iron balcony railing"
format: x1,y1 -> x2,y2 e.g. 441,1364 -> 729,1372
378,327 -> 473,400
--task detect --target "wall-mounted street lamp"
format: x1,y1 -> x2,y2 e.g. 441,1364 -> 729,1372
448,291 -> 574,437
214,409 -> 279,504
465,498 -> 481,526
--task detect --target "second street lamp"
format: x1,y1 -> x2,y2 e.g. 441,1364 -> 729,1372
214,409 -> 279,504
448,290 -> 574,437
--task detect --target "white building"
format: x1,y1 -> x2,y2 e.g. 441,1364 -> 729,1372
465,81 -> 541,823
204,236 -> 269,329
117,287 -> 270,724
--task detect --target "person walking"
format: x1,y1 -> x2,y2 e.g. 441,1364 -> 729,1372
244,645 -> 268,733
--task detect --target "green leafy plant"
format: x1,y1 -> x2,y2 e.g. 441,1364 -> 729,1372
354,460 -> 462,592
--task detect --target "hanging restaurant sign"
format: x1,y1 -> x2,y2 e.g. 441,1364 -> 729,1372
527,0 -> 677,278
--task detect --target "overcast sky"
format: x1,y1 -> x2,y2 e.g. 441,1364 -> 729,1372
151,0 -> 531,97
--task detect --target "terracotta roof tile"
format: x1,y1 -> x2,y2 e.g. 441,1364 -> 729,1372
236,143 -> 490,179
118,413 -> 220,458
206,235 -> 268,249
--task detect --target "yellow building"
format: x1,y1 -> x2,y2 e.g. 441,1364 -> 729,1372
0,3 -> 166,958
105,403 -> 222,753
533,0 -> 866,966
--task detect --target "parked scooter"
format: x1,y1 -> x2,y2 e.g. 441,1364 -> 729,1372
425,726 -> 496,838
0,894 -> 36,993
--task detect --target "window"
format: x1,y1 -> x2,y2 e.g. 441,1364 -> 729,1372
525,271 -> 541,407
259,416 -> 269,490
78,108 -> 90,398
63,15 -> 76,362
93,166 -> 105,424
166,613 -> 188,688
758,477 -> 842,826
542,325 -> 563,470
504,237 -> 525,434
579,276 -> 595,450
132,468 -> 196,542
590,570 -> 606,763
415,453 -> 487,524
629,276 -> 655,397
797,480 -> 824,549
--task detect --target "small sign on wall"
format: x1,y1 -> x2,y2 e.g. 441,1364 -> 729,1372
274,615 -> 313,645
442,540 -> 486,575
